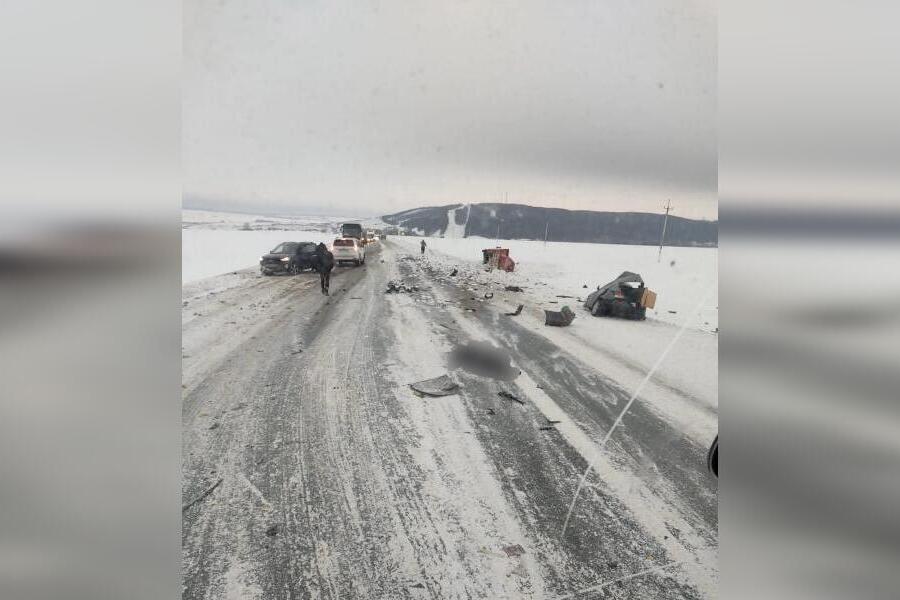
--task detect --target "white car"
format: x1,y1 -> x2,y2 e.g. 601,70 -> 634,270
331,237 -> 366,266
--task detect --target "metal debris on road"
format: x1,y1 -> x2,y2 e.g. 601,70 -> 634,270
504,304 -> 524,316
498,389 -> 525,405
409,374 -> 460,397
544,306 -> 576,326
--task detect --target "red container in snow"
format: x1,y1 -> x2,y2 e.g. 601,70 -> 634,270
482,248 -> 515,272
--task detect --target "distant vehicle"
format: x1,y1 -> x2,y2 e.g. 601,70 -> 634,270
259,242 -> 319,276
366,230 -> 377,243
583,271 -> 656,320
341,223 -> 365,242
332,237 -> 366,266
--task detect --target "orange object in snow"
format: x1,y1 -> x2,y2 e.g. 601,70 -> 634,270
482,247 -> 515,272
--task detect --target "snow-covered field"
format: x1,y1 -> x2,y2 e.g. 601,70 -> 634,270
182,209 -> 355,231
182,209 -> 383,283
182,229 -> 338,283
394,235 -> 718,332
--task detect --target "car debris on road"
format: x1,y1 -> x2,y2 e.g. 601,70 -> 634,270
498,389 -> 525,405
385,281 -> 420,294
544,305 -> 576,326
482,248 -> 516,272
409,374 -> 460,397
504,304 -> 524,316
583,271 -> 657,320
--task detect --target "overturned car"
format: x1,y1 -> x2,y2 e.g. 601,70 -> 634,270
583,271 -> 656,320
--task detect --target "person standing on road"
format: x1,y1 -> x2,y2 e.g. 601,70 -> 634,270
314,242 -> 335,295
420,239 -> 426,255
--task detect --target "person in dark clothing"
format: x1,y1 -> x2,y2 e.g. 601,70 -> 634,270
420,239 -> 426,255
314,242 -> 335,295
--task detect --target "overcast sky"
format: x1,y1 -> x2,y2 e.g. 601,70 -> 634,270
184,0 -> 716,219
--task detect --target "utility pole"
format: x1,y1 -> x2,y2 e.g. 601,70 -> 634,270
544,221 -> 550,245
657,199 -> 672,262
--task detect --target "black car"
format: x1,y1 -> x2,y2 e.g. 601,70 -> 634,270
260,242 -> 319,275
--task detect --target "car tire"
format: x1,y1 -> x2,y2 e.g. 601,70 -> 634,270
353,259 -> 360,266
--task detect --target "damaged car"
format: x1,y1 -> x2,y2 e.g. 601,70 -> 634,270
583,271 -> 656,320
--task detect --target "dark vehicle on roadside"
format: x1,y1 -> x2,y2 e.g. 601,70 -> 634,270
340,223 -> 365,242
583,271 -> 656,320
259,242 -> 319,275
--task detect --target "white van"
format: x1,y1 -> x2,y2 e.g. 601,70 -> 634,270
331,238 -> 366,266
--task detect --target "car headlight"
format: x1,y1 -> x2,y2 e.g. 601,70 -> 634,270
260,256 -> 265,262
280,256 -> 290,262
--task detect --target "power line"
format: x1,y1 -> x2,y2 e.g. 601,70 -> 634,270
657,199 -> 672,262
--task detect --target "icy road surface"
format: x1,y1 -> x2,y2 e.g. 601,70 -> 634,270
182,241 -> 717,599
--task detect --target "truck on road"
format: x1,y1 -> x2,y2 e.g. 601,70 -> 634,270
341,223 -> 365,243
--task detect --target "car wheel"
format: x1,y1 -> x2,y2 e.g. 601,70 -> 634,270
353,259 -> 360,266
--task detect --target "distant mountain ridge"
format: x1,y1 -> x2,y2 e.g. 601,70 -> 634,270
382,203 -> 718,247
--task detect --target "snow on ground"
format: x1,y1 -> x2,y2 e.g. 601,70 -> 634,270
392,235 -> 718,418
181,209 -> 389,284
182,229 -> 337,283
182,209 -> 358,231
395,236 -> 718,331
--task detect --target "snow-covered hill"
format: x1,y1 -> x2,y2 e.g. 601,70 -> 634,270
382,203 -> 718,247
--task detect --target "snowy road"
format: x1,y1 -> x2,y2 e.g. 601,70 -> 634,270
182,241 -> 717,599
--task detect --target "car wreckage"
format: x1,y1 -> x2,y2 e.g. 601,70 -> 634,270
583,271 -> 657,320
